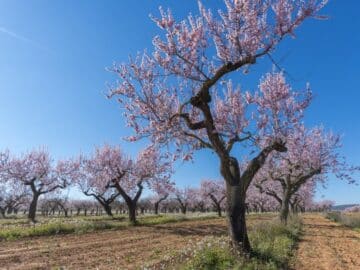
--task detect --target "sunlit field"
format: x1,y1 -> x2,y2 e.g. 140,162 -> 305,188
1,0 -> 360,269
0,212 -> 303,269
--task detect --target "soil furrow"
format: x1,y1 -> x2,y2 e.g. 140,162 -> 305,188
292,214 -> 360,270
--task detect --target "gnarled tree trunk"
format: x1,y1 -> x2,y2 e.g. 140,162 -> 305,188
209,194 -> 225,217
28,193 -> 40,222
154,202 -> 160,215
113,182 -> 143,224
103,203 -> 113,217
128,202 -> 137,224
0,208 -> 6,218
226,184 -> 251,253
280,191 -> 291,224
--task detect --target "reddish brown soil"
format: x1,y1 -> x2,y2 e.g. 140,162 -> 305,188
0,218 -> 230,270
292,214 -> 360,270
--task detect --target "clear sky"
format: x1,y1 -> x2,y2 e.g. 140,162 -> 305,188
0,0 -> 359,204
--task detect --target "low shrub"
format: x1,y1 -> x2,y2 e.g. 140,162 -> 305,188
326,212 -> 360,229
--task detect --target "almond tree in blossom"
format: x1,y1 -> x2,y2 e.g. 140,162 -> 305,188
73,145 -> 171,223
108,0 -> 327,252
246,182 -> 278,213
189,187 -> 210,212
75,145 -> 128,217
1,149 -> 80,222
0,180 -> 29,218
344,205 -> 360,213
255,126 -> 358,224
289,183 -> 315,213
151,193 -> 168,215
200,179 -> 226,216
151,180 -> 175,215
174,187 -> 197,214
308,200 -> 334,212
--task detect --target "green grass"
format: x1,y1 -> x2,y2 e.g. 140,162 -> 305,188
155,216 -> 302,270
0,220 -> 124,241
0,213 -> 220,241
325,212 -> 360,229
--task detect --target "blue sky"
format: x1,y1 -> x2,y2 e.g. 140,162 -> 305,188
0,0 -> 359,204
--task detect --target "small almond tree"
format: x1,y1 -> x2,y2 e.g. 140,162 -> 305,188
109,146 -> 172,224
1,149 -> 80,222
200,179 -> 226,216
75,145 -> 124,217
77,145 -> 172,224
0,181 -> 28,218
246,182 -> 278,213
254,126 -> 358,224
174,187 -> 196,215
151,181 -> 175,215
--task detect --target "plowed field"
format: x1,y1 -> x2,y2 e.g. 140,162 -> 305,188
292,214 -> 360,270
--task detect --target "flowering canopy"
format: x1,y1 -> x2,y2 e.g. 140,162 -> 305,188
2,149 -> 80,195
200,179 -> 226,206
76,145 -> 172,199
256,125 -> 358,189
108,0 -> 325,160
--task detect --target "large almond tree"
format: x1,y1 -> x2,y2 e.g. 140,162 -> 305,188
108,0 -> 326,253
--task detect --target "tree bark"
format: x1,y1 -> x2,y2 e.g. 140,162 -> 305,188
226,184 -> 251,254
128,202 -> 137,224
0,208 -> 6,218
280,192 -> 291,224
103,203 -> 113,217
216,203 -> 222,217
112,182 -> 143,224
209,194 -> 224,217
154,194 -> 168,215
154,202 -> 160,215
28,193 -> 40,222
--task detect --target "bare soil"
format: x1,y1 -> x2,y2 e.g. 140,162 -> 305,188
4,214 -> 357,270
0,218 -> 232,270
292,214 -> 360,270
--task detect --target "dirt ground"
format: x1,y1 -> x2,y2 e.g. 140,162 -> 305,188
2,214 -> 358,270
0,218 -> 231,270
292,214 -> 360,270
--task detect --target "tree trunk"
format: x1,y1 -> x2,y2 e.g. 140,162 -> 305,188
28,193 -> 40,222
180,206 -> 186,215
7,207 -> 13,215
128,202 -> 137,224
154,195 -> 168,215
217,205 -> 222,217
226,184 -> 251,254
154,202 -> 160,215
280,193 -> 291,224
0,208 -> 6,218
103,204 -> 113,217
